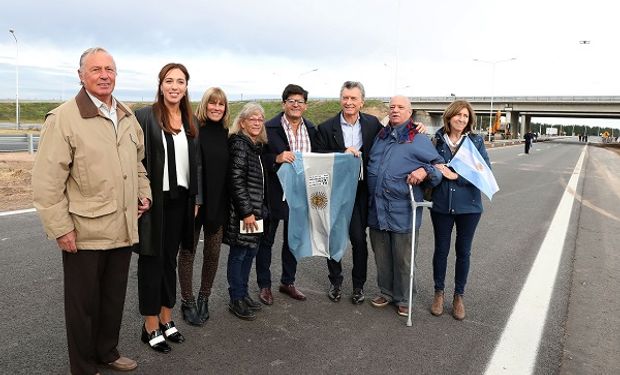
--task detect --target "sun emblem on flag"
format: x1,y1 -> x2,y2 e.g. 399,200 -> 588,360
475,162 -> 485,172
310,191 -> 328,209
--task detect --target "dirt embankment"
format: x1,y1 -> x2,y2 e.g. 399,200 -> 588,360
0,152 -> 34,211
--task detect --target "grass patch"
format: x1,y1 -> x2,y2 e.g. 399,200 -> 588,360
0,99 -> 389,130
0,102 -> 61,123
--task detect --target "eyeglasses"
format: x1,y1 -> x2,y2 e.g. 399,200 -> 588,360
285,99 -> 306,105
246,117 -> 264,123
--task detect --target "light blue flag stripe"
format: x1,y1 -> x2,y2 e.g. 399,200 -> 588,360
328,153 -> 358,261
277,156 -> 313,259
448,137 -> 499,200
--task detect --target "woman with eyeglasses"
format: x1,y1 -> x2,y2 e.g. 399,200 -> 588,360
135,63 -> 201,353
177,87 -> 230,326
224,102 -> 268,321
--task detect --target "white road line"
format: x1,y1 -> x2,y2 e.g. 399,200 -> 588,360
484,146 -> 586,375
0,208 -> 36,217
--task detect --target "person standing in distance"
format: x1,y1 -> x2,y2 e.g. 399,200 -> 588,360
524,130 -> 534,154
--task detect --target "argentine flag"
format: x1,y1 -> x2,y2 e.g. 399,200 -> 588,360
448,136 -> 499,200
277,152 -> 361,262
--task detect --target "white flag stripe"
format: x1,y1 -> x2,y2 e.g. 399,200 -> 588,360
304,153 -> 333,258
448,137 -> 499,200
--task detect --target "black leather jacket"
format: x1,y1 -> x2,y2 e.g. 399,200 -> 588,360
224,133 -> 266,248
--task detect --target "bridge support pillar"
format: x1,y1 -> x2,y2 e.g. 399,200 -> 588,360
507,111 -> 520,139
520,114 -> 531,137
413,110 -> 444,134
428,113 -> 443,134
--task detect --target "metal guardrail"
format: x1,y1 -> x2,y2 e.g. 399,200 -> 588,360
403,95 -> 620,103
0,134 -> 39,153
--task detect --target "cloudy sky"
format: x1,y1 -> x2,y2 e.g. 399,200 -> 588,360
1,0 -> 618,127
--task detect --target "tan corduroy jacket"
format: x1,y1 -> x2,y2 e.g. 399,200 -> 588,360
32,88 -> 151,250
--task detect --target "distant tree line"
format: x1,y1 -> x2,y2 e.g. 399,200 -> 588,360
531,122 -> 617,137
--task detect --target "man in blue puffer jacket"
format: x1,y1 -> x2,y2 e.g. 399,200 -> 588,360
367,95 -> 443,318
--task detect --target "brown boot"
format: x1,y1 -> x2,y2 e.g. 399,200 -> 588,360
452,294 -> 465,320
430,290 -> 444,316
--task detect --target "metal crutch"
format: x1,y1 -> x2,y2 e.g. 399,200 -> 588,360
407,184 -> 432,327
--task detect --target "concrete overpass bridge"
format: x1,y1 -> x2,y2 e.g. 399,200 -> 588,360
399,96 -> 620,136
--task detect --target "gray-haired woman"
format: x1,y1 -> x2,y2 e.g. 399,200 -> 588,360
224,103 -> 268,320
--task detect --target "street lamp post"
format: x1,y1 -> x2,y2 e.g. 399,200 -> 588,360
473,57 -> 516,142
9,29 -> 19,130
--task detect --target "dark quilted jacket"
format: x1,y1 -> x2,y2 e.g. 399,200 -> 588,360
224,133 -> 266,248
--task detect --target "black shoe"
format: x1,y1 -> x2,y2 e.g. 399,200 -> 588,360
181,299 -> 203,327
243,295 -> 262,311
229,300 -> 256,321
141,324 -> 171,353
159,321 -> 185,343
328,285 -> 342,302
352,288 -> 365,304
197,295 -> 210,323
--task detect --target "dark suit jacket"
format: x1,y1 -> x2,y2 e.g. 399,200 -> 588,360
263,112 -> 317,220
314,111 -> 383,171
314,111 -> 383,228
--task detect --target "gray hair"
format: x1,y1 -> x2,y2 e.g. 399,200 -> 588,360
340,81 -> 365,100
79,47 -> 113,71
229,102 -> 268,144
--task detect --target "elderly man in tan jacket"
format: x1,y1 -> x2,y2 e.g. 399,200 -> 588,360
32,47 -> 151,375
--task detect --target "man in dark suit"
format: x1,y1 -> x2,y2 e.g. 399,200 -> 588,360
314,81 -> 383,304
524,130 -> 534,154
256,84 -> 318,305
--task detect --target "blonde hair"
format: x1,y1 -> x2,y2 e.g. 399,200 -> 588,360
229,102 -> 268,144
196,87 -> 230,127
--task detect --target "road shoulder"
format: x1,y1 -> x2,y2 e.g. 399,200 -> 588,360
560,146 -> 620,374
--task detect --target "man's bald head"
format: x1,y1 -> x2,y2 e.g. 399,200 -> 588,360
389,95 -> 413,125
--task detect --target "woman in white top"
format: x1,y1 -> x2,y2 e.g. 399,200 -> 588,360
135,63 -> 201,353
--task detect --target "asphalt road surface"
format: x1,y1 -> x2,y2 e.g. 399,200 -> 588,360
1,139 -> 618,375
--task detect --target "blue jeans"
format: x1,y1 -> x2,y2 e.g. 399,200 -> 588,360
430,211 -> 481,295
369,229 -> 418,307
227,245 -> 258,301
255,218 -> 298,287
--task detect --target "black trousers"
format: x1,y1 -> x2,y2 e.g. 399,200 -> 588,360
256,218 -> 298,287
63,246 -> 132,375
327,182 -> 369,289
138,188 -> 188,315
